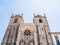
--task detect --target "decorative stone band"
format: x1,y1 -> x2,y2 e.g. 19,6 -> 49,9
50,32 -> 60,35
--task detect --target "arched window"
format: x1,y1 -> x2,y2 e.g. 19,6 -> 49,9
39,19 -> 42,23
14,19 -> 18,23
29,41 -> 34,45
29,42 -> 33,45
20,41 -> 25,45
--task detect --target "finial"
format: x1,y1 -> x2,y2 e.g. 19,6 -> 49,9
33,13 -> 35,17
21,13 -> 23,17
44,13 -> 46,18
12,13 -> 14,16
11,13 -> 14,18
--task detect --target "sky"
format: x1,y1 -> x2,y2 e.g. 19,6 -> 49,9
0,0 -> 60,44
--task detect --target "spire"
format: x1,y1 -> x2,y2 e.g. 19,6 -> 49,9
11,13 -> 14,18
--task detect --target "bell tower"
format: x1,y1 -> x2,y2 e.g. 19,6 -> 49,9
1,13 -> 56,45
9,13 -> 24,25
33,14 -> 53,45
1,14 -> 24,45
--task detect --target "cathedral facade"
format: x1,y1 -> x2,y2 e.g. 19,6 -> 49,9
1,14 -> 60,45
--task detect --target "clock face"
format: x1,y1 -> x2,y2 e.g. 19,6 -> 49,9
24,30 -> 31,35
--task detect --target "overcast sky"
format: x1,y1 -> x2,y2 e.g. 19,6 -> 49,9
0,0 -> 60,44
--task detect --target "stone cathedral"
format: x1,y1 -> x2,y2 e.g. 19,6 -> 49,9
1,14 -> 60,45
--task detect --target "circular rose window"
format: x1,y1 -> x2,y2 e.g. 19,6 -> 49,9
24,30 -> 31,35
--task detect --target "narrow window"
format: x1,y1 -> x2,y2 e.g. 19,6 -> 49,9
39,19 -> 42,23
14,19 -> 18,23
